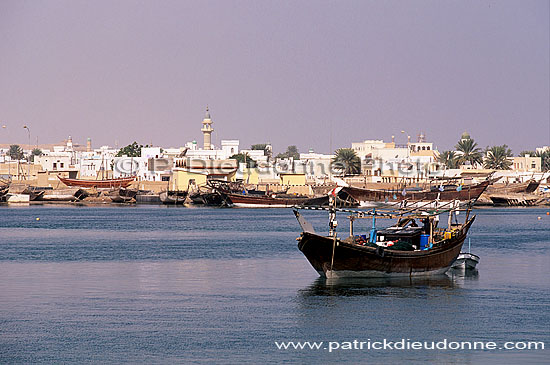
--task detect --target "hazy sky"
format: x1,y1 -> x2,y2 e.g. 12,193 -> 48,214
1,0 -> 548,154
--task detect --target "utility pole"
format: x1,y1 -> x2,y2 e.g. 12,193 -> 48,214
23,125 -> 30,180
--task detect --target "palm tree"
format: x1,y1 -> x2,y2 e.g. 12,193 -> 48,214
8,145 -> 24,160
518,150 -> 536,157
437,151 -> 458,169
332,148 -> 361,175
484,145 -> 513,170
536,150 -> 550,172
455,138 -> 483,167
229,153 -> 257,168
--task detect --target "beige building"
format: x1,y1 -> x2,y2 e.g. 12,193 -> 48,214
171,158 -> 238,190
511,155 -> 541,172
279,173 -> 306,186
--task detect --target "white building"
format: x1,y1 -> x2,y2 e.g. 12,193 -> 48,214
297,151 -> 334,182
77,146 -> 118,178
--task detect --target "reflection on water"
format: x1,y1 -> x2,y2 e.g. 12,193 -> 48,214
299,275 -> 456,298
447,267 -> 480,279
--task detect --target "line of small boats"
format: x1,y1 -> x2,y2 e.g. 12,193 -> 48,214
1,176 -> 495,207
3,173 -> 547,208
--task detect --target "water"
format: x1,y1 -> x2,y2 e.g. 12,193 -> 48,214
0,205 -> 549,364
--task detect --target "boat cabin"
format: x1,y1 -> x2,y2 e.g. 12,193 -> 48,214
377,226 -> 423,247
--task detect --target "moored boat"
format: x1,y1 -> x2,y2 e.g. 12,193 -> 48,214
106,187 -> 138,203
341,179 -> 491,207
36,188 -> 88,202
160,190 -> 188,205
489,193 -> 540,206
226,192 -> 310,208
21,187 -> 45,201
294,197 -> 476,278
5,193 -> 30,203
58,176 -> 136,188
451,253 -> 480,270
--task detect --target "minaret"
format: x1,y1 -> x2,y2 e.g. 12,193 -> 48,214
67,135 -> 73,151
201,106 -> 214,150
86,137 -> 92,152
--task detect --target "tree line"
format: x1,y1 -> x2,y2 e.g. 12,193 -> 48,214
438,136 -> 549,171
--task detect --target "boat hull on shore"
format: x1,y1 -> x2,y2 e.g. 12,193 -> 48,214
39,188 -> 88,202
58,176 -> 136,188
342,180 -> 490,206
159,191 -> 188,205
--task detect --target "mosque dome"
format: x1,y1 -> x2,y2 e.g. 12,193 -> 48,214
461,132 -> 471,140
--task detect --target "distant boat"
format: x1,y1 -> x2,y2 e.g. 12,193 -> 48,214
188,185 -> 232,207
159,190 -> 188,205
341,179 -> 491,206
40,188 -> 89,202
106,187 -> 138,203
6,193 -> 30,203
486,178 -> 542,195
489,193 -> 540,206
226,192 -> 310,208
0,184 -> 11,202
58,176 -> 136,188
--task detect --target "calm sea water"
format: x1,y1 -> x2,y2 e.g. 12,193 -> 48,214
0,205 -> 549,364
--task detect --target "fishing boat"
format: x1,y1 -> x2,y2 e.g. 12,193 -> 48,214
58,176 -> 136,188
106,187 -> 138,203
294,196 -> 476,278
188,186 -> 232,207
159,190 -> 188,205
341,179 -> 491,207
226,192 -> 310,208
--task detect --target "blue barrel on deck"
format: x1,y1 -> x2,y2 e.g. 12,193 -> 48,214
420,234 -> 431,250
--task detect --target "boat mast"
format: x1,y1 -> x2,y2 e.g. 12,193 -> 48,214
328,193 -> 337,237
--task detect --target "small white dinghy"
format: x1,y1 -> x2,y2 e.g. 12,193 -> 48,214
451,238 -> 480,270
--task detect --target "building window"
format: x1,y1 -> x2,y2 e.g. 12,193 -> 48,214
53,163 -> 57,169
60,163 -> 64,168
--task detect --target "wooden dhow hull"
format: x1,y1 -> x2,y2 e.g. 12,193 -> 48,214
226,193 -> 310,208
297,216 -> 475,278
107,188 -> 138,203
159,191 -> 188,205
58,176 -> 135,188
342,180 -> 490,206
39,188 -> 88,201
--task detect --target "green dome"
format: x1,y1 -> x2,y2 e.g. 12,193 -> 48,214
461,132 -> 471,140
